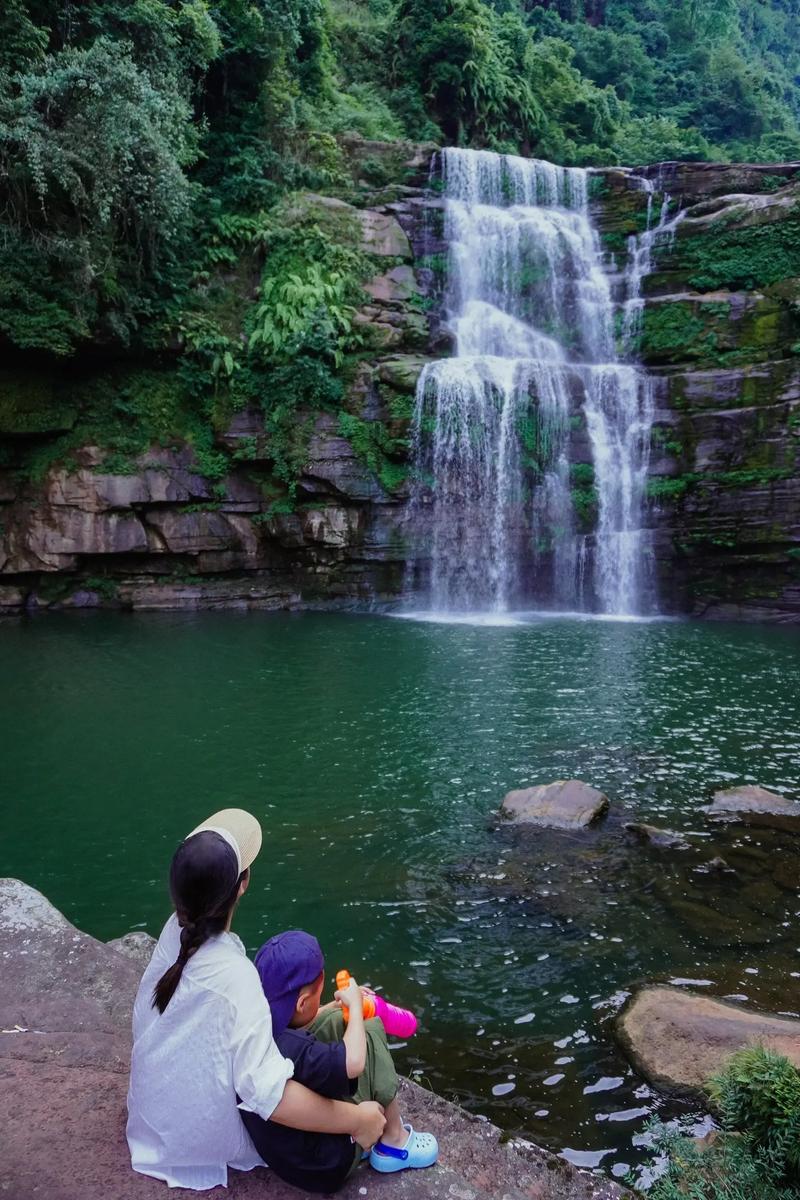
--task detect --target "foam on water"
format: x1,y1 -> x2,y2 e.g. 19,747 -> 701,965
392,607 -> 677,628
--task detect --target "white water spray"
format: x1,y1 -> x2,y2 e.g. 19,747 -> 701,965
407,148 -> 663,616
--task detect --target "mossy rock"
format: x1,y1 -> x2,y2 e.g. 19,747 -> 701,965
0,372 -> 78,435
636,293 -> 796,367
654,196 -> 800,293
590,168 -> 653,238
377,356 -> 428,394
664,360 -> 800,415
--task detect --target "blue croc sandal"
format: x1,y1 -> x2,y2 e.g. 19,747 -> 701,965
369,1123 -> 438,1173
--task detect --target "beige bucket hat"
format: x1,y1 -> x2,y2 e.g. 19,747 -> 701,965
187,808 -> 263,874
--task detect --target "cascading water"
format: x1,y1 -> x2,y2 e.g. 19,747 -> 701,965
406,147 -> 666,617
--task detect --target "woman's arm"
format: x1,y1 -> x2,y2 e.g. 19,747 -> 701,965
270,1082 -> 385,1148
232,963 -> 385,1148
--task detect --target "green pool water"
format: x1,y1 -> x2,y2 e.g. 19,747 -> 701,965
3,609 -> 800,1179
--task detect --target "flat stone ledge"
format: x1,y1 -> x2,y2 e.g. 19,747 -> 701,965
616,985 -> 800,1098
501,780 -> 610,830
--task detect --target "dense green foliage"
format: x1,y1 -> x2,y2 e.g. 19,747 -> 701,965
648,1048 -> 800,1200
711,1045 -> 800,1180
4,0 -> 800,362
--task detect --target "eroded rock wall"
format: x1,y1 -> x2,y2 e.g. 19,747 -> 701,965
593,161 -> 800,620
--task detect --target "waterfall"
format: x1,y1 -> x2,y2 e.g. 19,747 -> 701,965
621,182 -> 681,350
406,147 -> 661,617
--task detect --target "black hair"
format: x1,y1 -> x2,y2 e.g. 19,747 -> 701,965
152,831 -> 246,1014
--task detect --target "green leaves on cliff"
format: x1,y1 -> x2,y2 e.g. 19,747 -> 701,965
250,268 -> 357,366
247,199 -> 368,381
0,36 -> 197,353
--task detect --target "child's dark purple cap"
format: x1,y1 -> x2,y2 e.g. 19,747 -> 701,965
254,930 -> 325,1036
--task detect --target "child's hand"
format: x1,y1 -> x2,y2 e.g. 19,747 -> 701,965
334,976 -> 363,1012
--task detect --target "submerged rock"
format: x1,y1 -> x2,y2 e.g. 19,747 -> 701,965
617,986 -> 800,1097
709,784 -> 800,818
624,823 -> 691,850
501,780 -> 609,830
0,878 -> 631,1200
666,897 -> 773,947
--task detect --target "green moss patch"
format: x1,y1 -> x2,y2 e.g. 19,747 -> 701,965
337,411 -> 408,492
636,296 -> 794,367
0,371 -> 78,435
669,209 -> 800,292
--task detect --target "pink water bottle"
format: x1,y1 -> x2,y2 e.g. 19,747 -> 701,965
336,969 -> 418,1038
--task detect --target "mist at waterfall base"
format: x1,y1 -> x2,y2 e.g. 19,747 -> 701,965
5,612 -> 800,1182
404,149 -> 678,622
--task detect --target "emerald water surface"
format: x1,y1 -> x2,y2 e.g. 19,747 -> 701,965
3,611 -> 800,1179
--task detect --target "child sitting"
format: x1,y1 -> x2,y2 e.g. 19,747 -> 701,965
241,929 -> 438,1193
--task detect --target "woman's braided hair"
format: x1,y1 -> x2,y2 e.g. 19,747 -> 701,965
152,831 -> 246,1014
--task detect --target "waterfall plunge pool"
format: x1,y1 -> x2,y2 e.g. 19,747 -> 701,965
4,609 -> 800,1181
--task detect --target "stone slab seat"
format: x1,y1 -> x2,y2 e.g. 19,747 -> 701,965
0,880 -> 629,1200
616,986 -> 800,1098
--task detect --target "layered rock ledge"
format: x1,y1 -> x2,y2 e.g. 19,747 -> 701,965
0,878 -> 629,1200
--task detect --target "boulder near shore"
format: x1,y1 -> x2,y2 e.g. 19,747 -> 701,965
0,878 -> 630,1200
616,986 -> 800,1097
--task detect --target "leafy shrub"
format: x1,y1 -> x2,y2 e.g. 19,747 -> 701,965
0,37 -> 197,352
648,1125 -> 791,1200
710,1046 -> 800,1182
648,1048 -> 800,1200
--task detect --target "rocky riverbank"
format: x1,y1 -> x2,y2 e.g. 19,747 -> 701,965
2,143 -> 800,619
0,877 -> 630,1200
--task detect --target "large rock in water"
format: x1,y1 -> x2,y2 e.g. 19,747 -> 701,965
617,986 -> 800,1096
0,879 -> 629,1200
709,784 -> 800,818
501,780 -> 609,830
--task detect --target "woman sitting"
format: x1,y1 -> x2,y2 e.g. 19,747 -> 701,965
126,808 -> 385,1190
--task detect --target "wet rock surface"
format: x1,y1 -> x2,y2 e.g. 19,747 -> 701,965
709,784 -> 800,818
0,879 -> 630,1200
616,985 -> 800,1096
623,823 -> 691,850
501,781 -> 610,830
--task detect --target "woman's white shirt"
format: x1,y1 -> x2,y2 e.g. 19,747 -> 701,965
126,914 -> 294,1190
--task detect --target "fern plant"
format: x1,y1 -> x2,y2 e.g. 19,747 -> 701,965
248,264 -> 358,367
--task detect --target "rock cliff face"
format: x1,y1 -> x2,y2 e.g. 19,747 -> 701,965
594,161 -> 800,620
2,147 -> 800,619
